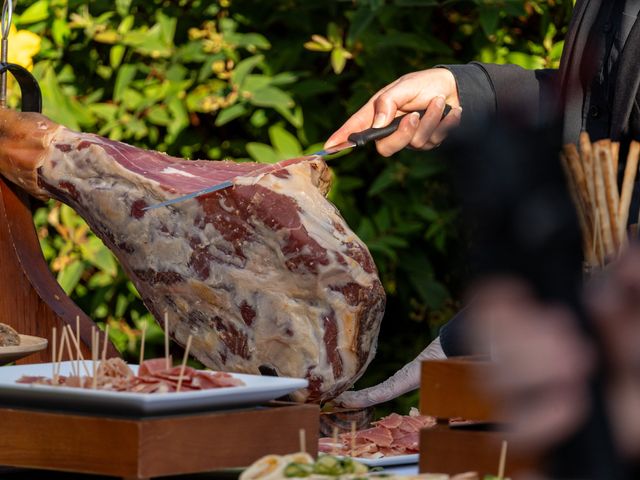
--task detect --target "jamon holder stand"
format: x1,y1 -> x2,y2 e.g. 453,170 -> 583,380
0,4 -> 321,479
0,0 -> 115,361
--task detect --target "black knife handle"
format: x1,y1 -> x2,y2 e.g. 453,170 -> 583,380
347,104 -> 452,147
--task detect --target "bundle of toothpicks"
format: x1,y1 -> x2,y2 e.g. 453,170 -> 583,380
561,133 -> 640,269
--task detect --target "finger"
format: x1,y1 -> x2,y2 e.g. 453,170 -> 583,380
324,101 -> 377,148
324,80 -> 402,148
408,96 -> 446,148
424,107 -> 462,149
375,111 -> 421,157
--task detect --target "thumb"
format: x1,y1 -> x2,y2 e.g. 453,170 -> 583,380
324,101 -> 375,148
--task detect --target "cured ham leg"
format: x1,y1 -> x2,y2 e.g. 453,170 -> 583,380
0,108 -> 386,402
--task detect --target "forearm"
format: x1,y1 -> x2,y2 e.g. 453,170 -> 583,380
335,336 -> 446,408
439,62 -> 559,128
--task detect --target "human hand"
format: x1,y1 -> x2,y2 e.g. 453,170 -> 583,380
333,336 -> 446,408
325,68 -> 462,157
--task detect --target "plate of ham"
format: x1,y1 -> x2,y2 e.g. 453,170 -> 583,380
0,358 -> 307,415
318,410 -> 435,466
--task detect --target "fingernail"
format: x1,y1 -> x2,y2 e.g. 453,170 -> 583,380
409,112 -> 420,127
452,107 -> 462,118
434,95 -> 445,109
372,113 -> 387,128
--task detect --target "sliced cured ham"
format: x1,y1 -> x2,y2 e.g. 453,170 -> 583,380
0,108 -> 385,402
318,410 -> 435,458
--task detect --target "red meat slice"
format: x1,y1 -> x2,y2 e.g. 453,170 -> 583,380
138,358 -> 171,377
374,412 -> 404,429
397,415 -> 426,433
355,426 -> 393,448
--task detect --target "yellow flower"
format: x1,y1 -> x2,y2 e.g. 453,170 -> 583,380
7,24 -> 41,71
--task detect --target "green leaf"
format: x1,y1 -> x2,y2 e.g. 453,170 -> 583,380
249,86 -> 294,109
80,237 -> 118,277
215,103 -> 247,126
268,124 -> 302,158
347,7 -> 376,46
246,142 -> 280,164
16,0 -> 49,25
116,0 -> 133,17
146,105 -> 171,126
114,64 -> 137,102
368,166 -> 397,196
414,205 -> 439,222
479,7 -> 500,36
57,259 -> 85,294
51,18 -> 70,46
110,45 -> 126,69
232,55 -> 264,87
40,67 -> 80,130
331,48 -> 348,74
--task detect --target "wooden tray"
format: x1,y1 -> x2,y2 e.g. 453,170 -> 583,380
0,402 -> 319,480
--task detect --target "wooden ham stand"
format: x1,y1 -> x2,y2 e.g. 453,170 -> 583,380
0,177 -> 322,480
419,358 -> 537,476
0,176 -> 116,360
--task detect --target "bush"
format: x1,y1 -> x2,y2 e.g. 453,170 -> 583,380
13,0 -> 571,410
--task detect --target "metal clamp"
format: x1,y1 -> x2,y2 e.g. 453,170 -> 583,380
0,0 -> 42,113
1,0 -> 13,107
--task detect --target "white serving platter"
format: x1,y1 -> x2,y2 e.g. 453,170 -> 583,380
347,453 -> 419,467
0,361 -> 307,415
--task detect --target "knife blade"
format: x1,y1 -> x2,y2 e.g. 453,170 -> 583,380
143,105 -> 452,211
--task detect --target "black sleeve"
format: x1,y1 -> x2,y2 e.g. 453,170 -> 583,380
438,62 -> 559,128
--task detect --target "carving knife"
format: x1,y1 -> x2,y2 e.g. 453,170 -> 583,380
144,105 -> 452,211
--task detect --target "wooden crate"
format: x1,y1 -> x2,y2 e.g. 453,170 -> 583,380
0,402 -> 319,480
419,359 -> 536,476
419,358 -> 501,423
419,424 -> 535,476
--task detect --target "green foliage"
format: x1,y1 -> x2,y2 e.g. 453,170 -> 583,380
16,0 -> 571,408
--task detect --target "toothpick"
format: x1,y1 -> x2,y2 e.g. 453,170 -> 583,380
65,325 -> 90,377
139,322 -> 147,365
350,421 -> 356,455
92,328 -> 98,389
75,316 -> 81,378
52,327 -> 58,385
56,327 -> 68,377
498,440 -> 508,479
63,328 -> 77,377
299,429 -> 306,454
176,335 -> 193,393
101,324 -> 110,364
164,311 -> 170,370
332,427 -> 339,456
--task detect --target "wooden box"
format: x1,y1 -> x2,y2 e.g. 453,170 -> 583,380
0,402 -> 319,480
419,357 -> 501,422
419,358 -> 536,476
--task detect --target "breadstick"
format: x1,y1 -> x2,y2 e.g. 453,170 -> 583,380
593,142 -> 615,258
579,133 -> 601,259
611,142 -> 620,179
580,133 -> 598,215
598,140 -> 620,251
561,153 -> 596,266
619,141 -> 640,244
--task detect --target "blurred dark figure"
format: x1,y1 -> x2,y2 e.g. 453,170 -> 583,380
447,112 -> 639,478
